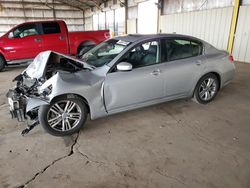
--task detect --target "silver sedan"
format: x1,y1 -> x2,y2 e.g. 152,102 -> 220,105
7,34 -> 235,136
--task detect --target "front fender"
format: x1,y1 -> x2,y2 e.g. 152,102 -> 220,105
26,98 -> 49,113
0,48 -> 6,60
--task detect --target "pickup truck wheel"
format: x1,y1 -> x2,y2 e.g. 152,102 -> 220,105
0,56 -> 6,72
78,45 -> 95,59
39,95 -> 88,136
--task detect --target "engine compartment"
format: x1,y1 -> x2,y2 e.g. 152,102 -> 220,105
45,53 -> 84,80
13,52 -> 87,98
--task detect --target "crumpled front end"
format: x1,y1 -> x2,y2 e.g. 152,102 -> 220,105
6,51 -> 92,135
7,89 -> 27,122
6,72 -> 49,123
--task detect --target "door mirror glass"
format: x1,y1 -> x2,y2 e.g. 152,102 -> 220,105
8,32 -> 14,39
116,62 -> 132,71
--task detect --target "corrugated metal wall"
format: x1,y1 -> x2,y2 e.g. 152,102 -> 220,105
160,7 -> 233,50
0,0 -> 84,37
162,0 -> 233,15
232,5 -> 250,63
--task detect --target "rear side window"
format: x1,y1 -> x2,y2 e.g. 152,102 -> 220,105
42,22 -> 61,34
162,39 -> 203,62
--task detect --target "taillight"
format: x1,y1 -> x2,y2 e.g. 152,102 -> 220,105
104,32 -> 110,39
229,54 -> 234,62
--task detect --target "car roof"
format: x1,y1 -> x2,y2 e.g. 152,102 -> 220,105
114,33 -> 203,43
18,20 -> 64,25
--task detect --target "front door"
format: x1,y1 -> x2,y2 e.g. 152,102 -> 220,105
4,23 -> 42,60
104,40 -> 165,112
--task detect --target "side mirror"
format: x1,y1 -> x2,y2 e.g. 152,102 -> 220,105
8,32 -> 14,39
116,62 -> 132,71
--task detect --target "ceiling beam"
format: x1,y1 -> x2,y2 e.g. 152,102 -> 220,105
55,0 -> 88,10
0,0 -> 60,6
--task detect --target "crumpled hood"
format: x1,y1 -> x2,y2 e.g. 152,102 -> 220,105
25,50 -> 93,79
25,51 -> 51,79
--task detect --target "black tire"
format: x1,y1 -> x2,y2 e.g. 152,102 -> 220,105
0,55 -> 6,72
39,95 -> 88,136
77,45 -> 95,59
193,73 -> 219,104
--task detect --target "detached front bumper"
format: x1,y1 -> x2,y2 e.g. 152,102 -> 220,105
7,89 -> 27,122
7,89 -> 50,122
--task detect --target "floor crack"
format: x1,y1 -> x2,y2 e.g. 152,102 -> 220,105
69,131 -> 80,156
0,103 -> 7,108
18,131 -> 80,188
154,168 -> 187,186
76,148 -> 105,166
76,147 -> 128,169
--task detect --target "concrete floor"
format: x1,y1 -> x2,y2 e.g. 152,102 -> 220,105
0,63 -> 250,188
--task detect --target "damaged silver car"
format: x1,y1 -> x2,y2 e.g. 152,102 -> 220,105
7,34 -> 235,136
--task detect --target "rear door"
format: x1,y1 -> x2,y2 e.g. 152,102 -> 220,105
160,38 -> 206,97
4,23 -> 42,60
39,22 -> 68,54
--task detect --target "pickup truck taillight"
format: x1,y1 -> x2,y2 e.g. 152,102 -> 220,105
229,54 -> 234,63
104,32 -> 110,39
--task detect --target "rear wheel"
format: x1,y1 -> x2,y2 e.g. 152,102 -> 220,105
193,73 -> 219,104
0,55 -> 6,72
39,95 -> 88,136
77,45 -> 95,59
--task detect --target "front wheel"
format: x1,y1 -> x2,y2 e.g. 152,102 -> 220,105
193,73 -> 219,104
39,95 -> 88,136
0,55 -> 6,72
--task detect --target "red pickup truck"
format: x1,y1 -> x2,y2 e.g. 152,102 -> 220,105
0,20 -> 110,71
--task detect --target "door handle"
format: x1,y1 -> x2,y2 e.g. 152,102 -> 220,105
151,69 -> 161,76
59,36 -> 65,40
34,38 -> 41,42
196,60 -> 202,66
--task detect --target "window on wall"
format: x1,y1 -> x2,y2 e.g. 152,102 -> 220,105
106,10 -> 115,36
115,7 -> 125,36
93,14 -> 98,30
138,0 -> 158,34
98,12 -> 106,30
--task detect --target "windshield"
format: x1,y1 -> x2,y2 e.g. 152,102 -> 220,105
81,39 -> 130,67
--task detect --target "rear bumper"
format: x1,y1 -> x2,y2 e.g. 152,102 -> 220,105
221,65 -> 236,88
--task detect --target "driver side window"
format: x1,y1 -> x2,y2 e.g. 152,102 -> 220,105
121,40 -> 160,69
10,24 -> 39,38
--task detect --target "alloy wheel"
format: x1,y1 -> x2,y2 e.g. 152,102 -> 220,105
198,78 -> 217,101
47,100 -> 82,132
